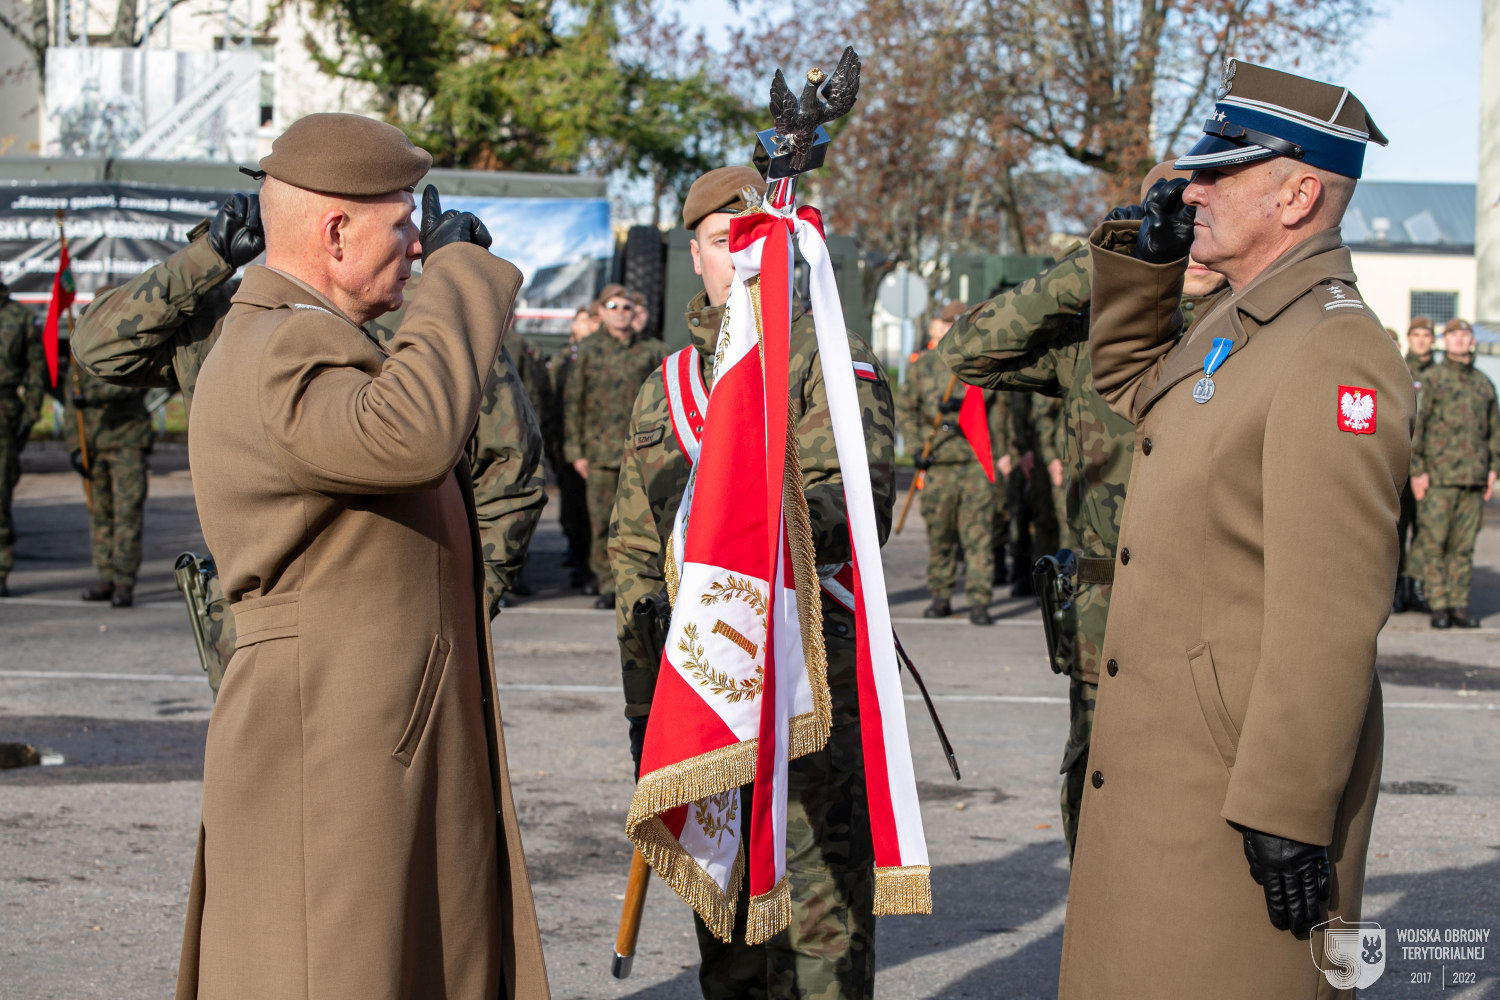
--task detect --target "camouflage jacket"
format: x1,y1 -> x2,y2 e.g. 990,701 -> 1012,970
898,345 -> 1011,466
72,236 -> 236,413
610,290 -> 897,721
0,286 -> 46,428
65,361 -> 153,453
1406,352 -> 1436,410
75,241 -> 545,614
1411,356 -> 1500,486
563,331 -> 668,467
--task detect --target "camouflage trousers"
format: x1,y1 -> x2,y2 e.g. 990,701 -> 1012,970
694,720 -> 875,1000
920,462 -> 996,605
0,403 -> 20,577
87,447 -> 148,588
1397,483 -> 1422,580
1413,485 -> 1485,610
1059,679 -> 1097,861
586,464 -> 619,592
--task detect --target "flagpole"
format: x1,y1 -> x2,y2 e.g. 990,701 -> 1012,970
56,209 -> 91,511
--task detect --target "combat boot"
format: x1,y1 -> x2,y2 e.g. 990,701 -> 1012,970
110,584 -> 134,608
0,575 -> 8,597
81,580 -> 113,602
593,592 -> 615,611
1449,608 -> 1481,629
969,605 -> 994,626
1430,609 -> 1452,629
1409,578 -> 1431,613
923,598 -> 952,619
1391,578 -> 1408,614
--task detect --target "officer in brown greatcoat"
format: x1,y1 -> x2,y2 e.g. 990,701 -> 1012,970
1064,62 -> 1410,998
180,114 -> 547,1000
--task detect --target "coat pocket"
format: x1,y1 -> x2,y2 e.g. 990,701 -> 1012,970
1186,641 -> 1240,770
392,635 -> 451,767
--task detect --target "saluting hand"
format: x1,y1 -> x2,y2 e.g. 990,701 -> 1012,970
419,184 -> 493,263
208,193 -> 265,268
1134,178 -> 1196,265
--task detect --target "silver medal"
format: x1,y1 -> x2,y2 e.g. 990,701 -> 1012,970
1192,376 -> 1215,404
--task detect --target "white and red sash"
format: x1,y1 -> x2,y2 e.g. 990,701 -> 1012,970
662,345 -> 709,463
628,205 -> 930,945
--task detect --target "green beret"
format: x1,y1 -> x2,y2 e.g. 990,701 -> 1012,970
259,113 -> 432,196
682,166 -> 765,230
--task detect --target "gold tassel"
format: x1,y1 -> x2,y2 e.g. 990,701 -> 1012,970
627,814 -> 739,942
744,875 -> 792,945
664,533 -> 679,607
873,865 -> 933,916
783,406 -> 831,760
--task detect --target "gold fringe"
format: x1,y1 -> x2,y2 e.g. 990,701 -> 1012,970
627,737 -> 760,832
745,875 -> 792,945
873,865 -> 933,916
664,532 -> 679,607
783,404 -> 830,761
627,814 -> 738,942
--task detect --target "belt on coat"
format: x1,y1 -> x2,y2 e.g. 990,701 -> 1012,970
1076,556 -> 1115,585
231,592 -> 301,648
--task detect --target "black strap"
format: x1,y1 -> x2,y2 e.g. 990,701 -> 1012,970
1202,118 -> 1305,160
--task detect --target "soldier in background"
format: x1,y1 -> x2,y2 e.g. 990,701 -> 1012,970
563,282 -> 666,608
1033,394 -> 1071,549
67,351 -> 153,608
553,305 -> 599,585
0,279 -> 46,597
940,160 -> 1226,856
1395,316 -> 1437,612
898,301 -> 1009,625
1003,392 -> 1059,594
1410,318 -> 1499,628
610,164 -> 895,1000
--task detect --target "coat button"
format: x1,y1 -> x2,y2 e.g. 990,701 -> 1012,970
690,317 -> 700,326
1120,548 -> 1131,566
1107,658 -> 1118,677
1092,770 -> 1104,788
1142,438 -> 1152,456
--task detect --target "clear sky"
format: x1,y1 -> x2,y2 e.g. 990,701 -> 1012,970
673,0 -> 1482,185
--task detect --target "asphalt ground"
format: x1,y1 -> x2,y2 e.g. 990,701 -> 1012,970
1,445 -> 1497,999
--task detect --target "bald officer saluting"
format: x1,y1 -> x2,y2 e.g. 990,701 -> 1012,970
1062,63 -> 1411,998
180,114 -> 548,1000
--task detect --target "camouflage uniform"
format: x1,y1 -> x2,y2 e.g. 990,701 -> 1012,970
73,237 -> 546,688
67,363 -> 153,590
1397,351 -> 1437,586
564,330 -> 667,595
940,249 -> 1206,855
1410,355 -> 1500,611
1005,391 -> 1061,575
897,345 -> 1008,608
0,283 -> 47,590
610,290 -> 896,1000
1033,393 -> 1073,549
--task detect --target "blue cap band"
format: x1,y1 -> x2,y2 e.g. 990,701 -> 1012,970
1176,98 -> 1372,178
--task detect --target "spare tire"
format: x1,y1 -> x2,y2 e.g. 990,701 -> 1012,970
622,225 -> 666,339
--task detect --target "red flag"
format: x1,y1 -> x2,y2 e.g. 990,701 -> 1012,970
42,244 -> 75,387
957,385 -> 995,482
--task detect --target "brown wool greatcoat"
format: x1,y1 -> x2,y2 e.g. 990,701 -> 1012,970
1061,225 -> 1412,999
180,244 -> 549,1000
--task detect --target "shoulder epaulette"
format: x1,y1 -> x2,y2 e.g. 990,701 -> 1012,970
1311,279 -> 1372,316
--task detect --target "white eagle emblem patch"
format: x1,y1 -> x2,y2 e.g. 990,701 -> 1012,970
1337,385 -> 1376,435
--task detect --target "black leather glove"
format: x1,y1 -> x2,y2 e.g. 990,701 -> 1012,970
16,421 -> 33,449
68,450 -> 87,476
912,453 -> 932,472
1238,824 -> 1330,935
1103,203 -> 1144,223
1134,178 -> 1195,265
628,715 -> 648,781
937,397 -> 963,414
420,184 -> 492,263
208,193 -> 264,268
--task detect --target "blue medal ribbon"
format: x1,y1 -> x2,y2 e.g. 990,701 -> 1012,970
1203,337 -> 1233,378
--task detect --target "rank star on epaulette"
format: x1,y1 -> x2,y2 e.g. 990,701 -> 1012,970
1337,385 -> 1377,434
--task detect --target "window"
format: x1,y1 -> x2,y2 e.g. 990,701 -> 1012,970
1410,290 -> 1459,326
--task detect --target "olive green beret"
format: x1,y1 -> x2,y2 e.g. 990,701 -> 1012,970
259,113 -> 432,196
682,166 -> 765,230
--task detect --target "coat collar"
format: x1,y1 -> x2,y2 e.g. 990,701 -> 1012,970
234,265 -> 385,351
1142,228 -> 1352,411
